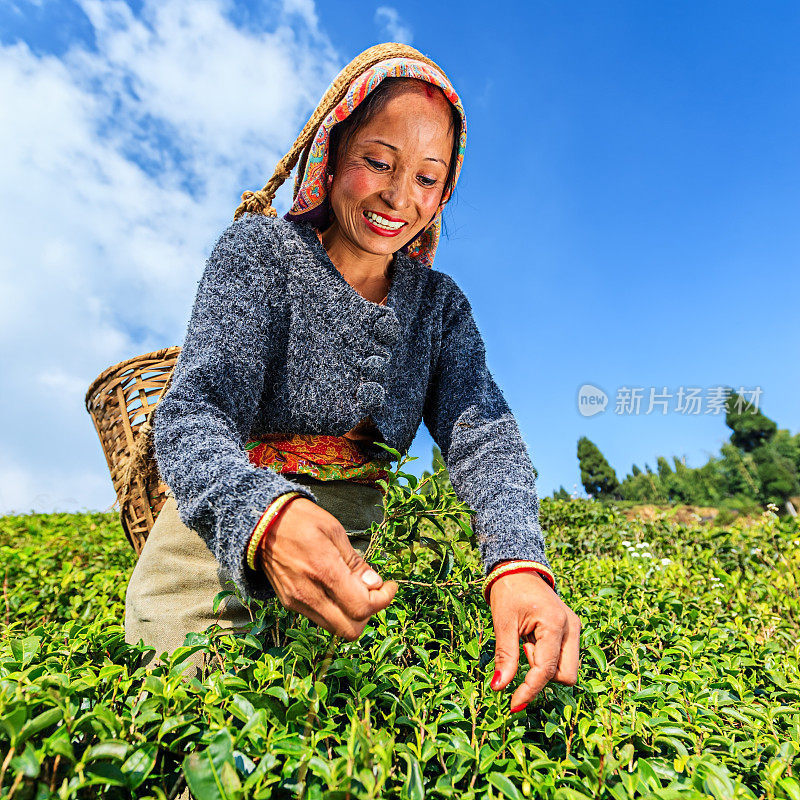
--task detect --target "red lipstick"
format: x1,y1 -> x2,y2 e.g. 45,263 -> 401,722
362,210 -> 407,237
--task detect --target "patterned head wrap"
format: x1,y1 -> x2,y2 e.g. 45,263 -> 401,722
284,57 -> 467,269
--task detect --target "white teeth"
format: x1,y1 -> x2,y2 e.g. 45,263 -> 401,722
364,210 -> 405,230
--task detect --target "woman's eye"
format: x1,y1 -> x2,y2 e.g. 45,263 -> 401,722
366,157 -> 389,170
418,176 -> 438,187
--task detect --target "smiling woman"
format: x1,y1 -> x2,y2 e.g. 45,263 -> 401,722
123,42 -> 580,705
317,80 -> 457,303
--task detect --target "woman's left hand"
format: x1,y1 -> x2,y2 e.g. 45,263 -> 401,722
488,571 -> 581,713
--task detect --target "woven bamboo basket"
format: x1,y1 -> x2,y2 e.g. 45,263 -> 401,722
85,347 -> 180,555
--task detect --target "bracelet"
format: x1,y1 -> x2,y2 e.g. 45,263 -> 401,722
483,560 -> 556,604
245,491 -> 304,572
246,491 -> 303,572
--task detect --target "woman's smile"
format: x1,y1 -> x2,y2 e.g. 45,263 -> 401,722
362,209 -> 408,235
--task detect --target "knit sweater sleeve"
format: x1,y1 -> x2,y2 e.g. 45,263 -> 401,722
152,216 -> 319,602
422,274 -> 559,596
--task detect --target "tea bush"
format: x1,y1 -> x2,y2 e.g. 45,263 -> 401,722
1,450 -> 799,799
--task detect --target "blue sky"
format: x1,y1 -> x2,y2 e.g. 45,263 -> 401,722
0,0 -> 797,513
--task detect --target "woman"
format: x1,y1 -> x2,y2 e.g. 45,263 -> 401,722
125,43 -> 580,714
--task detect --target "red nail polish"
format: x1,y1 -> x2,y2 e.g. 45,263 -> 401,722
509,702 -> 528,714
490,670 -> 501,690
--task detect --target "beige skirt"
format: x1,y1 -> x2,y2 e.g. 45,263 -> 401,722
124,474 -> 384,675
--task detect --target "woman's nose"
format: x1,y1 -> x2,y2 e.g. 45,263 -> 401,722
379,171 -> 412,210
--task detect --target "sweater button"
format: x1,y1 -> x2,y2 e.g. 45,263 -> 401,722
360,354 -> 387,382
356,382 -> 386,413
373,313 -> 400,346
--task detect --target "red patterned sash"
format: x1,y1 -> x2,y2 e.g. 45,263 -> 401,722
245,433 -> 393,496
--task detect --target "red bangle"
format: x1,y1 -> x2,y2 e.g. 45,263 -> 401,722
483,561 -> 556,604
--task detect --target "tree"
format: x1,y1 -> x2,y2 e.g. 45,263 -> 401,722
577,437 -> 620,499
666,456 -> 694,504
719,441 -> 760,500
619,471 -> 660,502
726,390 -> 778,452
772,429 -> 800,472
552,485 -> 571,500
793,432 -> 800,475
752,436 -> 800,507
577,390 -> 798,513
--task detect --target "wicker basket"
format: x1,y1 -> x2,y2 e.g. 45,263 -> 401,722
85,347 -> 180,555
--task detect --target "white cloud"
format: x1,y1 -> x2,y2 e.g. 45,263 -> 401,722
0,0 -> 339,514
0,449 -> 116,515
37,369 -> 88,398
281,0 -> 319,29
374,6 -> 413,45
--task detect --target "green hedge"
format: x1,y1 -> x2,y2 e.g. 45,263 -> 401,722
1,453 -> 798,799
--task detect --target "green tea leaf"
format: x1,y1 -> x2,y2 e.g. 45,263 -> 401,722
122,744 -> 158,790
587,645 -> 607,671
183,729 -> 243,800
488,772 -> 523,800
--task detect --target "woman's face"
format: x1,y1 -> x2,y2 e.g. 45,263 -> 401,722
326,83 -> 455,261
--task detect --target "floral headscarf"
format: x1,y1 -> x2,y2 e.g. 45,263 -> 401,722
284,57 -> 467,269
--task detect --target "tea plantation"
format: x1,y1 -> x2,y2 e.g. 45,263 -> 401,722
1,456 -> 799,799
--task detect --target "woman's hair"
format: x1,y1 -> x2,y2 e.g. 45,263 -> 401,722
325,77 -> 462,213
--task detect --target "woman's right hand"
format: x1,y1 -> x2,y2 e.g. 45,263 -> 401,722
257,497 -> 398,641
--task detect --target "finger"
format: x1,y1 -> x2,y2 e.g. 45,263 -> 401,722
326,524 -> 385,589
523,613 -> 580,686
555,612 -> 581,686
293,593 -> 370,641
306,581 -> 398,641
308,538 -> 397,619
266,561 -> 365,641
520,631 -> 575,683
490,603 -> 521,692
276,564 -> 396,643
330,577 -> 399,618
510,622 -> 566,712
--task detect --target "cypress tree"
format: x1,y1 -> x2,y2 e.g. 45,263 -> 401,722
577,437 -> 620,499
726,390 -> 777,452
752,435 -> 800,507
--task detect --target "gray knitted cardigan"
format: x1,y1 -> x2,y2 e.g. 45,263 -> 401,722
152,212 -> 557,601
